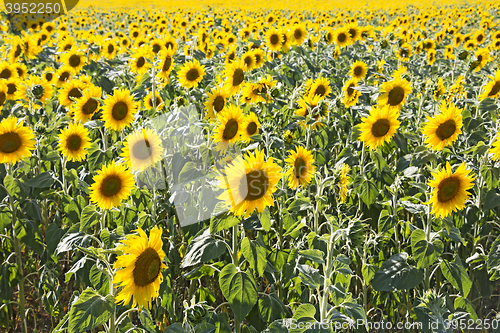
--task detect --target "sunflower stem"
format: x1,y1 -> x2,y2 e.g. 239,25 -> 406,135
231,225 -> 241,333
8,179 -> 27,333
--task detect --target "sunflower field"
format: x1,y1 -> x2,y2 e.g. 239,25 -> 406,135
2,0 -> 500,332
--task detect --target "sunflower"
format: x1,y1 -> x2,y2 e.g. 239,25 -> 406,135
54,67 -> 73,87
72,85 -> 102,123
204,88 -> 228,120
296,94 -> 325,129
427,49 -> 437,65
338,163 -> 351,203
102,88 -> 138,132
164,35 -> 177,53
102,40 -> 118,59
377,76 -> 412,110
358,105 -> 400,150
265,29 -> 283,52
156,48 -> 175,80
5,78 -> 21,101
15,76 -> 54,103
291,24 -> 308,45
130,48 -> 152,76
474,48 -> 490,72
150,38 -> 166,55
342,77 -> 361,107
422,101 -> 463,151
285,146 -> 316,189
474,30 -> 486,44
308,77 -> 331,99
178,59 -> 205,89
143,91 -> 164,111
121,128 -> 163,172
397,43 -> 412,62
0,82 -> 7,107
89,161 -> 135,209
480,69 -> 500,100
225,46 -> 236,65
350,60 -> 368,82
58,80 -> 86,107
113,226 -> 166,310
14,63 -> 28,80
333,27 -> 352,48
41,67 -> 55,84
217,150 -> 283,218
212,105 -> 245,151
0,117 -> 35,165
58,122 -> 91,162
241,51 -> 257,71
240,112 -> 261,143
490,133 -> 500,161
60,50 -> 86,74
428,162 -> 475,218
252,49 -> 266,68
240,83 -> 267,105
0,62 -> 19,80
223,59 -> 247,96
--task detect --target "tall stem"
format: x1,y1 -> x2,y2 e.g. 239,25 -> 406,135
231,225 -> 241,333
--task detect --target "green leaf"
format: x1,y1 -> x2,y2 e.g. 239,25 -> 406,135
89,265 -> 109,296
372,252 -> 424,291
80,205 -> 101,232
359,178 -> 378,207
258,294 -> 289,323
454,296 -> 478,320
4,175 -> 21,199
378,209 -> 396,233
15,219 -> 44,255
440,256 -> 472,298
487,235 -> 500,281
259,207 -> 271,232
241,237 -> 267,277
68,287 -> 114,333
288,196 -> 313,212
481,164 -> 499,189
219,264 -> 258,322
210,214 -> 239,234
139,308 -> 156,333
371,149 -> 386,171
178,161 -> 204,183
297,264 -> 324,289
411,229 -> 443,269
483,190 -> 500,212
181,228 -> 227,268
361,263 -> 379,284
298,249 -> 324,264
25,172 -> 55,188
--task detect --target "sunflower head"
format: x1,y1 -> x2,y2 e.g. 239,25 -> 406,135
212,105 -> 245,151
0,117 -> 35,165
377,76 -> 412,110
285,146 -> 316,189
102,88 -> 138,131
113,226 -> 167,310
422,101 -> 463,151
358,105 -> 400,150
58,122 -> 91,162
89,160 -> 135,209
121,128 -> 163,172
178,59 -> 206,89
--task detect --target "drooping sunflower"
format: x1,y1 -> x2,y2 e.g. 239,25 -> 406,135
338,163 -> 351,203
377,76 -> 412,110
212,105 -> 245,151
121,128 -> 163,172
72,85 -> 102,123
101,88 -> 138,131
428,162 -> 475,218
479,69 -> 500,101
58,122 -> 91,162
0,117 -> 35,165
60,50 -> 86,74
178,59 -> 206,89
15,76 -> 54,103
358,105 -> 400,150
350,60 -> 368,82
240,112 -> 261,143
265,29 -> 283,52
58,80 -> 86,107
156,48 -> 175,80
89,161 -> 135,209
308,77 -> 331,99
223,59 -> 247,96
285,146 -> 316,189
204,88 -> 228,120
217,150 -> 283,218
113,226 -> 167,310
422,101 -> 463,151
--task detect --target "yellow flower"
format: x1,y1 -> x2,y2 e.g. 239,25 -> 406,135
72,85 -> 102,123
0,117 -> 35,165
212,105 -> 245,151
223,59 -> 247,96
338,163 -> 351,203
113,226 -> 167,310
101,88 -> 138,132
490,133 -> 500,161
89,161 -> 135,209
15,76 -> 54,103
240,112 -> 261,143
350,60 -> 368,81
285,146 -> 316,189
428,162 -> 475,218
358,105 -> 400,150
422,101 -> 462,151
308,77 -> 331,99
60,50 -> 86,74
217,150 -> 283,218
377,76 -> 412,110
58,122 -> 91,162
177,59 -> 205,89
121,128 -> 163,172
479,69 -> 500,101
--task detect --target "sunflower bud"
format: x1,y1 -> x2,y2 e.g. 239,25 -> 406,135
380,39 -> 388,49
31,84 -> 45,100
458,50 -> 469,60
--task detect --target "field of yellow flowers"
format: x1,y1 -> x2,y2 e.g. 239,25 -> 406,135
1,0 -> 500,332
